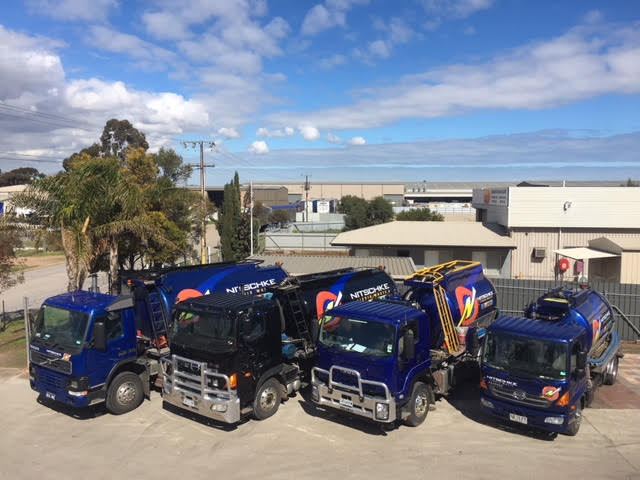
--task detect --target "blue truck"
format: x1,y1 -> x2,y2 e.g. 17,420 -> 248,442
28,261 -> 288,414
480,286 -> 622,436
310,261 -> 498,427
162,267 -> 395,423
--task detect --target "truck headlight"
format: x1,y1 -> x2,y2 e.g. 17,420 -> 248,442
544,416 -> 564,425
480,397 -> 494,409
67,376 -> 89,391
375,402 -> 389,420
211,403 -> 228,413
311,385 -> 319,402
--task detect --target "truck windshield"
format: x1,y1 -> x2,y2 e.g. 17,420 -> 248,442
318,315 -> 395,357
483,332 -> 569,380
32,305 -> 89,351
171,309 -> 236,348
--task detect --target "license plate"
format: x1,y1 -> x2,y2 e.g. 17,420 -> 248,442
509,413 -> 528,425
182,396 -> 195,408
339,397 -> 353,408
45,391 -> 55,400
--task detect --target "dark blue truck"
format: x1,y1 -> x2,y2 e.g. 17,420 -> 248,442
28,261 -> 288,414
311,261 -> 498,427
480,287 -> 622,436
162,267 -> 395,423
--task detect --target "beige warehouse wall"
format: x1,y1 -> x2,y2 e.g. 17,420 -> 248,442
621,252 -> 640,284
257,183 -> 405,201
510,228 -> 640,280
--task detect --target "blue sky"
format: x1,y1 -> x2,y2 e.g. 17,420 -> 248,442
1,0 -> 639,184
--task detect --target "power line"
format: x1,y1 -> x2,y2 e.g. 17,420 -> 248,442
0,101 -> 91,126
0,110 -> 95,132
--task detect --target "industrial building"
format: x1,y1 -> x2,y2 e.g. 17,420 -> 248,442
472,186 -> 640,282
331,221 -> 516,277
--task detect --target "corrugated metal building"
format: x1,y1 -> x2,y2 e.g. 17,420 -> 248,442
472,187 -> 640,282
250,254 -> 416,280
330,221 -> 516,277
255,182 -> 405,205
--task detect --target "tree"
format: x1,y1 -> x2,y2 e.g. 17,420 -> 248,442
367,196 -> 394,225
100,119 -> 149,161
0,223 -> 24,293
340,195 -> 394,231
622,178 -> 639,187
153,147 -> 193,184
0,167 -> 45,186
268,209 -> 291,226
218,172 -> 252,261
396,207 -> 444,221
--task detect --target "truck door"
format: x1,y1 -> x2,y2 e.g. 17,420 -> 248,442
397,320 -> 425,393
87,310 -> 136,388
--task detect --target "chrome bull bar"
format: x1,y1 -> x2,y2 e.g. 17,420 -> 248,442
311,365 -> 396,422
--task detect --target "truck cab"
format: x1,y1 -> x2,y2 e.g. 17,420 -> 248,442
311,260 -> 499,428
29,292 -> 152,413
480,287 -> 621,436
312,301 -> 432,425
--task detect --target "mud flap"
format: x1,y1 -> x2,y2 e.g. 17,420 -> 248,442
140,369 -> 150,400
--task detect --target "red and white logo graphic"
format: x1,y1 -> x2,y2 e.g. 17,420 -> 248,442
316,290 -> 343,321
455,286 -> 479,326
542,386 -> 561,402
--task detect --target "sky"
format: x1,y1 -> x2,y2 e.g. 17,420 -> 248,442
1,0 -> 640,185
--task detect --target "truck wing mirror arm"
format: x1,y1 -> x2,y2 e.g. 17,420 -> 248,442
93,321 -> 107,352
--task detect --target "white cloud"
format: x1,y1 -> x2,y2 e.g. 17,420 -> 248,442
299,125 -> 320,141
218,127 -> 240,139
463,26 -> 476,35
0,26 -> 212,162
249,140 -> 269,154
327,132 -> 342,143
301,0 -> 369,36
25,0 -> 117,22
361,18 -> 415,61
257,126 -> 295,138
318,53 -> 347,69
422,0 -> 494,19
348,136 -> 366,145
269,24 -> 640,130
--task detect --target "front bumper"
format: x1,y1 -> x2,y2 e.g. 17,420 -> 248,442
480,393 -> 574,434
30,365 -> 104,408
311,366 -> 396,423
162,355 -> 241,424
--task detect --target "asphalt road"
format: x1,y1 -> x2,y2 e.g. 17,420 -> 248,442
1,369 -> 638,480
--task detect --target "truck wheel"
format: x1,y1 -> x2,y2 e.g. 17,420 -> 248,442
253,378 -> 281,420
566,404 -> 582,436
603,357 -> 619,386
106,372 -> 144,415
404,382 -> 432,427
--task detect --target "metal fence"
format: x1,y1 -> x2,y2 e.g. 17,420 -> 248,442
491,278 -> 640,342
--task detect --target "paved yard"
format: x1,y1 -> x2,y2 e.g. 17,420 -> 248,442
1,361 -> 639,480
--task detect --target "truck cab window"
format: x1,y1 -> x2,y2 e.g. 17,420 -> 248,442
102,313 -> 124,343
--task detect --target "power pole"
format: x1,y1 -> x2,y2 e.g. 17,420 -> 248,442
250,181 -> 254,256
183,140 -> 215,264
303,174 -> 311,222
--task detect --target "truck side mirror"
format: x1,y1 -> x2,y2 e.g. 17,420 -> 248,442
241,316 -> 253,337
402,329 -> 415,361
577,350 -> 588,369
93,321 -> 107,352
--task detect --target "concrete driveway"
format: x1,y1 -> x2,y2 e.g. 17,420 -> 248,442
1,367 -> 638,480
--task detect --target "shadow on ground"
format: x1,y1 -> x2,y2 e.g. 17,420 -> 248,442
36,394 -> 109,420
296,388 -> 392,436
445,364 -> 558,441
161,401 -> 245,431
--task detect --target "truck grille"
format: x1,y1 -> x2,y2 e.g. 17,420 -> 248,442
489,384 -> 551,408
37,367 -> 67,390
31,351 -> 72,375
167,355 -> 232,399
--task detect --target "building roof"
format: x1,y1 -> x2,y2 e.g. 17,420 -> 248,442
330,221 -> 515,249
554,247 -> 619,260
249,254 -> 416,280
589,237 -> 640,253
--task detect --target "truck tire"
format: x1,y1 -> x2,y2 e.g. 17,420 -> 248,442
106,372 -> 144,415
404,382 -> 432,427
566,404 -> 582,436
603,356 -> 619,386
253,378 -> 281,420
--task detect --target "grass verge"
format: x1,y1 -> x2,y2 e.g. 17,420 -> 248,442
0,319 -> 28,369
